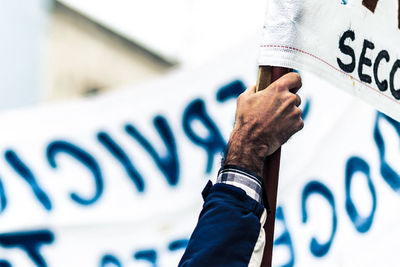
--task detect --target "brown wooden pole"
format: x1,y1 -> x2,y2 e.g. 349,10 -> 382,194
257,66 -> 292,267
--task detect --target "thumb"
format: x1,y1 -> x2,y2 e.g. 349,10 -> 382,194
241,85 -> 256,96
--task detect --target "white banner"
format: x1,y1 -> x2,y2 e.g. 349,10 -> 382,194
0,42 -> 257,266
259,0 -> 400,122
1,39 -> 400,266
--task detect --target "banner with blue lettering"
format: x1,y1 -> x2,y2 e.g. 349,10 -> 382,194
1,39 -> 400,266
259,0 -> 400,122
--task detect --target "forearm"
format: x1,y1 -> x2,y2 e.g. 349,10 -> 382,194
180,74 -> 304,266
224,125 -> 269,177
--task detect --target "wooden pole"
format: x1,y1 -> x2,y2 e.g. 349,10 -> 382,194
257,66 -> 292,267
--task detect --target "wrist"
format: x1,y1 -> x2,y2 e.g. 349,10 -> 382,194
224,127 -> 269,177
217,165 -> 264,204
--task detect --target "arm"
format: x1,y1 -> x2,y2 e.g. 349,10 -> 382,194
179,73 -> 303,267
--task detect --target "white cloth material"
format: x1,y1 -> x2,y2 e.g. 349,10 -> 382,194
248,209 -> 267,267
2,39 -> 400,265
260,0 -> 400,121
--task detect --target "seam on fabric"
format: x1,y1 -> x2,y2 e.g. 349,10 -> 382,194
260,44 -> 399,104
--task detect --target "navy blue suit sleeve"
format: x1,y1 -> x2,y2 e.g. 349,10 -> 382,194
179,182 -> 265,267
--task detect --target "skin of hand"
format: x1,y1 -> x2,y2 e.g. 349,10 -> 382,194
224,72 -> 304,177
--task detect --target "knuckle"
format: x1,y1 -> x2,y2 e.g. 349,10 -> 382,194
293,73 -> 302,87
273,81 -> 286,92
294,107 -> 303,117
297,118 -> 304,130
288,94 -> 298,103
299,122 -> 304,131
297,94 -> 302,103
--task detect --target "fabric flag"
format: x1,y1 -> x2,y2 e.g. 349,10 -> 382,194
259,0 -> 400,121
0,37 -> 399,266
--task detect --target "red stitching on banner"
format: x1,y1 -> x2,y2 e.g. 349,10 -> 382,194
260,44 -> 399,104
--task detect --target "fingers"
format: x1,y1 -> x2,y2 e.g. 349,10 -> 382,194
293,109 -> 304,132
285,72 -> 302,93
268,73 -> 302,108
265,72 -> 302,94
294,94 -> 301,107
280,107 -> 304,144
293,106 -> 304,130
281,93 -> 302,110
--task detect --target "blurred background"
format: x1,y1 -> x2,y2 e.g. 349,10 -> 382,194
2,0 -> 266,108
0,1 -> 270,266
3,1 -> 399,267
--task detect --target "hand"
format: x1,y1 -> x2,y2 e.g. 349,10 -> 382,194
224,72 -> 304,176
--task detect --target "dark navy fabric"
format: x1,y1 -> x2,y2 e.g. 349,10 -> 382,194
179,183 -> 265,267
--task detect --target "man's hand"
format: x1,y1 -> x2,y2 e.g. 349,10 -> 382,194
224,72 -> 304,177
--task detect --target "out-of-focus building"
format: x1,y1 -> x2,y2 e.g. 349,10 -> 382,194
45,1 -> 174,101
1,0 -> 265,106
0,0 -> 174,109
46,0 -> 265,100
